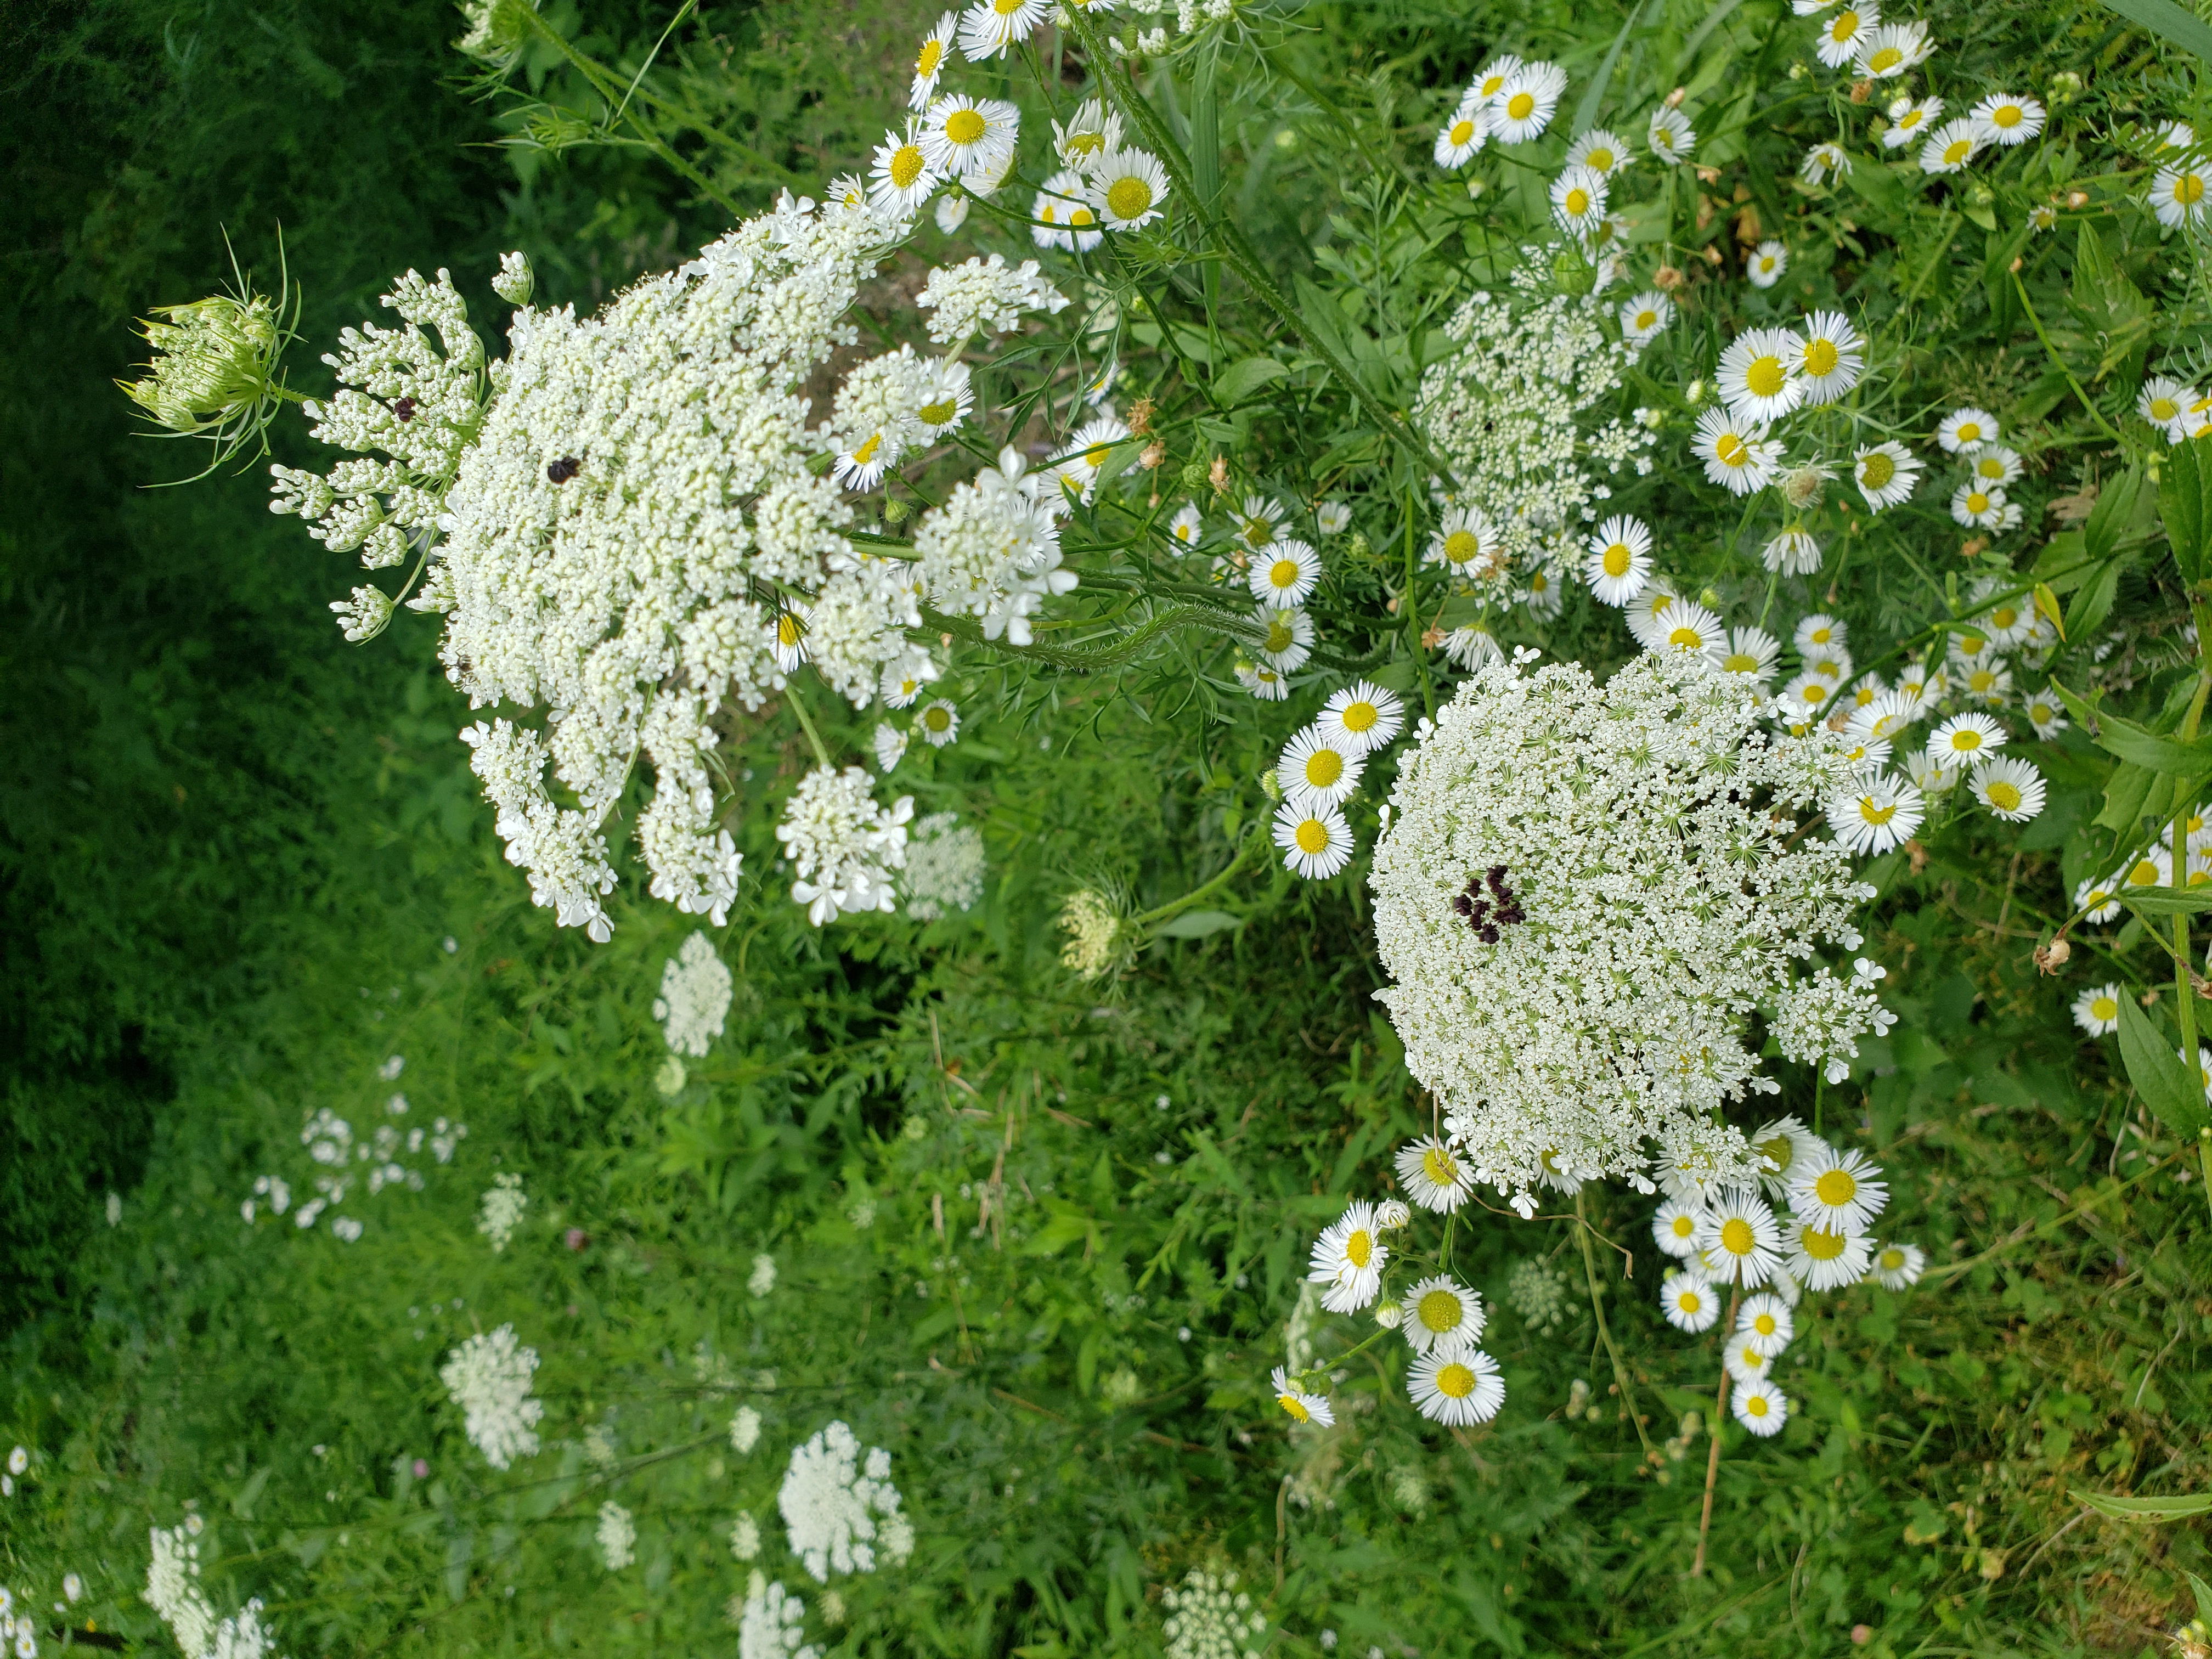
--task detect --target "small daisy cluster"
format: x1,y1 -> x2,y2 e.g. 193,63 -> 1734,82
901,812 -> 986,919
776,1421 -> 914,1583
653,931 -> 733,1057
1268,682 -> 1406,881
1936,407 -> 2025,534
1652,1116 -> 1923,1436
774,767 -> 915,927
2073,806 -> 2212,938
873,694 -> 963,774
737,1576 -> 821,1659
1431,53 -> 1571,170
1201,492 -> 1352,698
1825,592 -> 2057,855
1369,651 -> 1884,1206
1416,266 -> 1658,586
439,1323 -> 545,1470
1159,1570 -> 1268,1659
2137,364 -> 2212,445
241,1083 -> 467,1238
476,1172 -> 526,1252
1432,53 -> 1700,205
145,1518 -> 286,1659
1683,311 -> 1893,506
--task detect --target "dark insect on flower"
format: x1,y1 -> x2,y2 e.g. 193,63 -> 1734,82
547,455 -> 580,483
392,396 -> 417,422
1455,865 -> 1526,940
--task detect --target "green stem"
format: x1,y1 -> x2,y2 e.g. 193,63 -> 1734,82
1575,1193 -> 1657,1460
1131,828 -> 1264,928
782,679 -> 833,770
2012,267 -> 2128,447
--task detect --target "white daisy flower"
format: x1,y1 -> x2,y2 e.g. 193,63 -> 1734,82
1278,725 -> 1366,811
1724,1336 -> 1774,1387
1778,672 -> 1837,724
1814,1 -> 1877,67
1850,687 -> 1919,743
1306,1200 -> 1387,1312
832,426 -> 902,492
2119,847 -> 2174,892
1408,1348 -> 1505,1425
1238,661 -> 1290,701
1091,149 -> 1172,230
1920,119 -> 1983,176
1653,1197 -> 1706,1257
957,0 -> 1048,60
1489,61 -> 1567,143
1736,1291 -> 1795,1357
1748,1115 -> 1829,1200
1255,607 -> 1313,672
1789,1144 -> 1888,1235
1827,777 -> 1924,855
1869,1241 -> 1926,1290
1882,95 -> 1942,148
1567,127 -> 1633,175
1584,514 -> 1654,605
910,12 -> 958,109
1232,494 -> 1286,554
1434,95 -> 1491,169
1053,414 -> 1129,504
1957,661 -> 2011,707
1746,240 -> 1788,288
1318,681 -> 1405,753
1520,560 -> 1564,617
825,173 -> 868,212
2162,120 -> 2199,151
1967,443 -> 2024,487
1762,526 -> 1823,575
1661,1272 -> 1723,1332
1853,441 -> 1921,510
917,698 -> 961,748
1719,327 -> 1805,423
2072,982 -> 2123,1036
2140,376 -> 2198,438
1426,503 -> 1506,580
1272,1365 -> 1336,1427
1782,1218 -> 1871,1290
1402,1274 -> 1487,1357
1619,289 -> 1674,345
1647,106 -> 1697,165
2022,690 -> 2067,736
922,94 -> 1019,180
910,359 -> 973,444
1550,164 -> 1609,240
1972,755 -> 2045,821
1694,407 -> 1780,495
1051,97 -> 1123,172
1275,799 -> 1354,880
1444,623 -> 1502,670
1794,311 -> 1863,403
1731,1377 -> 1790,1437
872,723 -> 909,774
1645,599 -> 1723,658
1950,481 -> 2010,529
1396,1136 -> 1473,1212
1316,500 -> 1352,536
1972,92 -> 2045,145
1031,170 -> 1104,252
2073,873 -> 2122,923
2153,162 -> 2211,230
1854,19 -> 1933,78
1800,142 -> 1851,185
1714,626 -> 1782,684
1376,1199 -> 1413,1230
1468,54 -> 1523,103
1695,1189 -> 1784,1288
869,118 -> 941,213
1937,407 -> 1999,452
772,606 -> 810,673
1928,712 -> 2005,766
1249,537 -> 1322,609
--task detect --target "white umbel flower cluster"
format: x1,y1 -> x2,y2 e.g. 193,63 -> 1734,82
776,1420 -> 914,1582
596,1502 -> 636,1571
439,1323 -> 545,1470
1369,652 -> 1882,1206
1416,267 -> 1656,577
476,1172 -> 526,1252
145,1524 -> 286,1659
903,811 -> 986,918
775,768 -> 915,926
911,445 -> 1078,646
1160,1570 -> 1268,1659
654,931 -> 734,1056
738,1578 -> 820,1659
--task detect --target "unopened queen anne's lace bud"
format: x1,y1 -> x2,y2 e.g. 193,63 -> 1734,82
1369,652 -> 1879,1207
776,767 -> 915,926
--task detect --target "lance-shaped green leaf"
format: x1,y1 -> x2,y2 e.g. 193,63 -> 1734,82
2119,886 -> 2212,917
2162,432 -> 2212,587
2079,1488 -> 2212,1521
2101,0 -> 2212,63
2053,681 -> 2212,774
2115,995 -> 2210,1137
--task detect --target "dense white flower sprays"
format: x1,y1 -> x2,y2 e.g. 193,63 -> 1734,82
776,768 -> 914,927
440,1323 -> 544,1470
1369,651 -> 1883,1210
777,1421 -> 913,1582
654,932 -> 733,1056
145,1519 -> 290,1659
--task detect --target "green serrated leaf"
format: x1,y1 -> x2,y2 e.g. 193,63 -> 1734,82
2115,995 -> 2209,1137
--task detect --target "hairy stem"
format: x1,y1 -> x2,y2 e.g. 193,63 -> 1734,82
1692,1286 -> 1741,1578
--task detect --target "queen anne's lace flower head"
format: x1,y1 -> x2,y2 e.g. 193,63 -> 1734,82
904,812 -> 986,919
439,1324 -> 545,1470
1368,652 -> 1881,1209
777,1421 -> 913,1582
776,768 -> 915,927
654,932 -> 735,1056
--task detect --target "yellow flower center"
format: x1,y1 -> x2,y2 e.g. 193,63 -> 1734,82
1635,308 -> 1658,329
1602,543 -> 1633,577
1341,700 -> 1378,733
1987,780 -> 2023,811
1435,1362 -> 1476,1399
1716,433 -> 1748,467
1506,92 -> 1536,121
1346,1229 -> 1373,1269
2091,995 -> 2118,1022
1867,46 -> 1901,72
1814,1169 -> 1856,1206
1265,618 -> 1295,651
946,109 -> 988,146
1421,1145 -> 1458,1185
2180,173 -> 2207,206
1860,452 -> 1895,488
1720,1217 -> 1755,1256
1441,527 -> 1486,564
1753,1312 -> 1778,1336
1677,1286 -> 1703,1313
1950,729 -> 1982,752
1799,681 -> 1829,706
1990,605 -> 2018,629
1746,355 -> 1787,398
1086,442 -> 1112,467
1107,176 -> 1155,220
1966,490 -> 1990,515
1943,139 -> 1972,166
890,145 -> 927,188
1671,1214 -> 1697,1238
1068,206 -> 1096,228
778,614 -> 803,647
918,399 -> 956,427
1830,9 -> 1859,41
1969,670 -> 1996,694
1296,819 -> 1329,855
2154,397 -> 2182,421
923,706 -> 950,732
1418,1289 -> 1463,1333
994,0 -> 1026,13
1269,557 -> 1300,589
1565,187 -> 1590,216
1304,749 -> 1344,788
1278,1392 -> 1311,1423
1587,146 -> 1615,170
1717,651 -> 1754,674
1746,1395 -> 1770,1418
2131,859 -> 2162,885
1858,798 -> 1897,826
1993,104 -> 2022,129
1450,120 -> 1476,145
851,431 -> 882,464
1800,1226 -> 1847,1261
1803,338 -> 1839,377
1668,624 -> 1705,649
916,39 -> 944,76
1956,421 -> 1983,444
1900,109 -> 1923,131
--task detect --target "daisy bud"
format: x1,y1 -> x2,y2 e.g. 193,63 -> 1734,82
883,497 -> 910,525
1180,458 -> 1210,490
1849,79 -> 1872,104
1782,465 -> 1830,510
1666,84 -> 1686,108
1374,1299 -> 1403,1329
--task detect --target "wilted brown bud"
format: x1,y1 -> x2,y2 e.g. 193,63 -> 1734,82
1906,839 -> 1928,875
1654,264 -> 1687,292
1849,79 -> 1872,104
1127,397 -> 1155,436
1207,455 -> 1228,492
2033,936 -> 2071,974
1959,535 -> 1989,558
1138,439 -> 1166,470
1666,86 -> 1686,108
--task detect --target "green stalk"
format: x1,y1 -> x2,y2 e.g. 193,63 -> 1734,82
782,678 -> 834,770
1575,1193 -> 1656,1460
2179,617 -> 2212,1222
2012,267 -> 2128,446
